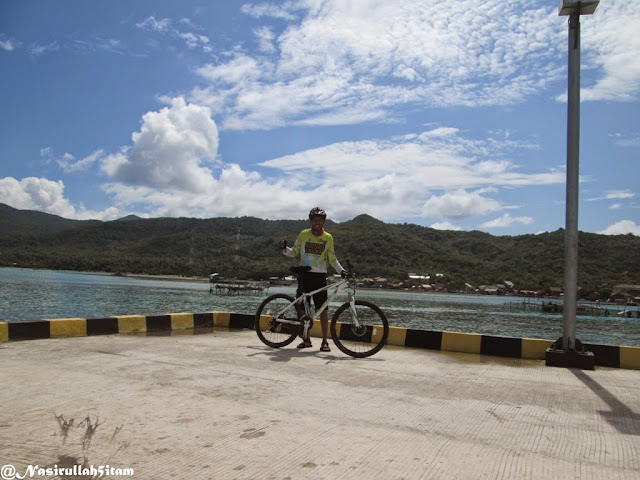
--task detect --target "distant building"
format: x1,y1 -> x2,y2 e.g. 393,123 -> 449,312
613,285 -> 640,296
374,277 -> 388,288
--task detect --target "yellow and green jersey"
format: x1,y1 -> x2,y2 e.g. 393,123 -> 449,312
284,228 -> 344,274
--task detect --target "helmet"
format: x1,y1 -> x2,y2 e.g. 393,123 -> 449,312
308,207 -> 326,219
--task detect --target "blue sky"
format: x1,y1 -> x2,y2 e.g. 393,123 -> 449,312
1,0 -> 638,236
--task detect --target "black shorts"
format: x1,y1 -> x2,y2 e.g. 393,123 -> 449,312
297,272 -> 328,310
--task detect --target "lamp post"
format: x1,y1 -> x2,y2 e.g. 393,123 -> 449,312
546,1 -> 599,369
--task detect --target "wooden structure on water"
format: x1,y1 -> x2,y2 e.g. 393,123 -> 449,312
209,275 -> 268,296
504,299 -> 640,318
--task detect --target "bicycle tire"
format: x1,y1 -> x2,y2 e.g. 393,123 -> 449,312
330,300 -> 389,358
255,293 -> 300,348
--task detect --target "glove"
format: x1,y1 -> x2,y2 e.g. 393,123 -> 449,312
280,238 -> 287,250
341,269 -> 348,278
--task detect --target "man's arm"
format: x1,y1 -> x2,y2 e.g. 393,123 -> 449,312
325,236 -> 345,274
282,232 -> 302,258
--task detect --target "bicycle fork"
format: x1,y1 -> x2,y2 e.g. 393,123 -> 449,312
347,289 -> 361,327
300,296 -> 315,339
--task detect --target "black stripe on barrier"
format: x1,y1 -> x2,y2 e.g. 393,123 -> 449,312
9,321 -> 50,341
194,312 -> 214,328
229,313 -> 254,329
405,329 -> 442,350
585,343 -> 620,368
481,335 -> 522,358
87,317 -> 119,336
146,315 -> 172,332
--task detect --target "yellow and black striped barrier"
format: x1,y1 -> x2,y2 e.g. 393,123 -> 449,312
1,313 -> 639,370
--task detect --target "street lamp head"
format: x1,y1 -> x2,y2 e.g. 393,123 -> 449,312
559,0 -> 599,16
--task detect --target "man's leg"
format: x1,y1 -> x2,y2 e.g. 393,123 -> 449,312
320,310 -> 329,342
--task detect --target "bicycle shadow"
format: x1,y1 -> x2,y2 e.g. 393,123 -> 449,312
246,345 -> 385,363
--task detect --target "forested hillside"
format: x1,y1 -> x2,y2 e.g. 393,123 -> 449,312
1,203 -> 638,291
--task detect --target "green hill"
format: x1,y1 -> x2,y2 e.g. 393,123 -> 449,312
0,203 -> 101,234
0,203 -> 638,294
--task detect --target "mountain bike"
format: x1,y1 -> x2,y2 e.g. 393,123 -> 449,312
255,262 -> 389,358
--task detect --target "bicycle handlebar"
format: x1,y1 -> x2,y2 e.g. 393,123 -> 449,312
344,260 -> 355,278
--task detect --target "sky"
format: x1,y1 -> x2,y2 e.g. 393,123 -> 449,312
1,0 -> 639,236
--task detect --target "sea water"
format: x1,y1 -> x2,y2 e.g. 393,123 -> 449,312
1,267 -> 638,347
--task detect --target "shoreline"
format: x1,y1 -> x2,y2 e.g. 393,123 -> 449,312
2,266 -> 637,309
113,272 -> 209,283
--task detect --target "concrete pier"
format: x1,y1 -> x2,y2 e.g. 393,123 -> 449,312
1,328 -> 639,479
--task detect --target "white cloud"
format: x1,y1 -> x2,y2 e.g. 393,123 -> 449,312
0,177 -> 119,220
599,220 -> 640,236
136,15 -> 211,52
480,213 -> 534,229
196,55 -> 262,85
240,3 -> 299,21
587,190 -> 636,201
611,133 -> 640,147
41,148 -> 105,173
255,127 -> 564,221
188,0 -> 640,131
430,221 -> 463,231
1,38 -> 18,51
0,177 -> 72,216
194,0 -> 568,130
100,97 -> 220,193
254,26 -> 276,54
136,16 -> 172,32
579,0 -> 640,102
31,41 -> 59,56
0,121 -> 576,227
422,190 -> 502,220
74,110 -> 564,224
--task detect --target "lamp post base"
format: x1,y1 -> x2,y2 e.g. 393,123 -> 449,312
545,337 -> 595,370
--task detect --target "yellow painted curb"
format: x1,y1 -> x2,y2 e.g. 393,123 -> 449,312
442,331 -> 481,354
620,346 -> 640,370
170,313 -> 194,331
385,326 -> 407,347
213,311 -> 231,327
332,322 -> 342,338
117,315 -> 147,334
257,314 -> 273,330
0,322 -> 8,343
49,318 -> 87,338
522,338 -> 555,360
309,319 -> 322,338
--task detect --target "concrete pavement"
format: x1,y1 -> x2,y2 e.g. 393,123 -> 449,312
1,329 -> 639,479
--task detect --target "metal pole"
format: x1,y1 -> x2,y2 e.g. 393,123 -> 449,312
563,12 -> 580,351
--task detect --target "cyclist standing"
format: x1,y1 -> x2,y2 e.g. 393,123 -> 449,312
281,207 -> 346,352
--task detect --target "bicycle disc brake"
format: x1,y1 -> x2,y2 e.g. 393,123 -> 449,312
348,324 -> 368,338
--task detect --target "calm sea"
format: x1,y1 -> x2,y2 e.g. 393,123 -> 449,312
1,267 -> 638,347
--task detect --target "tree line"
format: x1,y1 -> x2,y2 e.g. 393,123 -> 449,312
0,203 -> 639,292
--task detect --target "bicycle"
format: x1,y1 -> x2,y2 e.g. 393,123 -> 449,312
255,262 -> 389,358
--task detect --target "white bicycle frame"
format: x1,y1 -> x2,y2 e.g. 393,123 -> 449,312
271,277 -> 359,339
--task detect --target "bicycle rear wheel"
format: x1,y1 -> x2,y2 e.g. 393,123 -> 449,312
330,300 -> 389,358
255,294 -> 300,348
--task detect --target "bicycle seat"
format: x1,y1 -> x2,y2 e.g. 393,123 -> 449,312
290,266 -> 312,275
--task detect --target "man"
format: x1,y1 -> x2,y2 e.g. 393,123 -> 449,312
281,207 -> 345,352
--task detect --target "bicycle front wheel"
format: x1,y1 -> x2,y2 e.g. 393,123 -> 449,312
255,294 -> 300,348
331,300 -> 389,358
